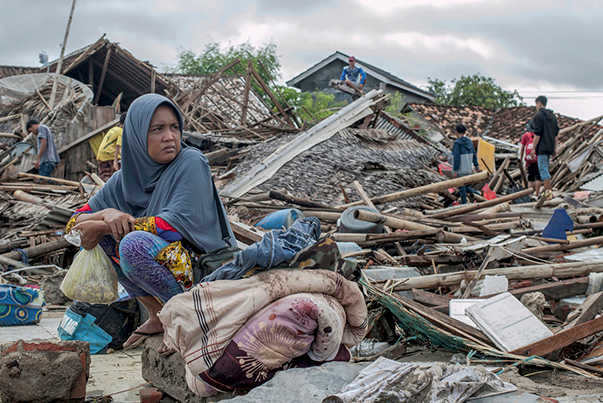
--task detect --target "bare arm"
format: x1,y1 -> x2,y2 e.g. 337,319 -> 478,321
519,144 -> 525,161
35,138 -> 47,169
72,208 -> 135,248
113,144 -> 121,171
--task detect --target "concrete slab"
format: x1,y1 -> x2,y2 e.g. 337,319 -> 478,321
0,316 -> 61,343
465,292 -> 553,352
88,349 -> 146,403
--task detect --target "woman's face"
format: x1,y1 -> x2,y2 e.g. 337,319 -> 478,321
147,105 -> 181,164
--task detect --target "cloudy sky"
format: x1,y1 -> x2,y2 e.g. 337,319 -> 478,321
2,0 -> 602,119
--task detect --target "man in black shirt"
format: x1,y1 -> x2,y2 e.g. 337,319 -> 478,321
529,95 -> 559,199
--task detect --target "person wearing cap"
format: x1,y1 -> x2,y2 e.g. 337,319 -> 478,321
529,95 -> 559,200
340,56 -> 367,95
520,120 -> 541,196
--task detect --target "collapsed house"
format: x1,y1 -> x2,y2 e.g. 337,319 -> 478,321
4,37 -> 603,403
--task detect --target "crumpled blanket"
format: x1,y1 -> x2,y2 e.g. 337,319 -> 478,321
203,217 -> 321,282
158,269 -> 368,397
323,356 -> 517,403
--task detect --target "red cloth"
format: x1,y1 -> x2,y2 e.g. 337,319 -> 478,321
482,184 -> 497,200
521,132 -> 538,164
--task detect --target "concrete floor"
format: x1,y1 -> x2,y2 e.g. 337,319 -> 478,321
0,308 -> 146,403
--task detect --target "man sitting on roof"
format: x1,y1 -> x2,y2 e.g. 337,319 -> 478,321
340,56 -> 366,95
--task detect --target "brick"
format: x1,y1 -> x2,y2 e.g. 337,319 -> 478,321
0,339 -> 90,403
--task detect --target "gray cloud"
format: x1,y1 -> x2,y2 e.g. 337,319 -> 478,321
1,0 -> 601,118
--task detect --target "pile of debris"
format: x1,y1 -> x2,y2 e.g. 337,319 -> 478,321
4,42 -> 603,402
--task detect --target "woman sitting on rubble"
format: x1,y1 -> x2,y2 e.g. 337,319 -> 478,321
66,93 -> 236,350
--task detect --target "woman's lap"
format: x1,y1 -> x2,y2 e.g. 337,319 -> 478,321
99,231 -> 184,302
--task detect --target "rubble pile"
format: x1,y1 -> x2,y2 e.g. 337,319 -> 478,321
4,38 -> 603,403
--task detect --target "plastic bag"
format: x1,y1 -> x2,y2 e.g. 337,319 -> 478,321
60,243 -> 118,304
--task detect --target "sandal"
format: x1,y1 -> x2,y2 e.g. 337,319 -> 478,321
123,330 -> 164,351
157,341 -> 176,357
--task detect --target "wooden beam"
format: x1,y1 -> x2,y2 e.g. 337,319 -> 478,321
391,261 -> 603,291
352,180 -> 405,256
94,47 -> 112,105
240,59 -> 252,125
339,171 -> 489,209
248,63 -> 292,125
57,118 -> 118,154
510,316 -> 603,357
230,221 -> 263,245
428,188 -> 533,220
563,292 -> 603,329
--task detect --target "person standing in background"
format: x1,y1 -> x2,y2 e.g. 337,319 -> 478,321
452,123 -> 480,204
26,119 -> 60,177
97,112 -> 126,181
520,120 -> 541,196
529,95 -> 559,200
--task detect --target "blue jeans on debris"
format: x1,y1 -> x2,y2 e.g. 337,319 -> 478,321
39,162 -> 56,177
537,154 -> 551,181
203,217 -> 321,282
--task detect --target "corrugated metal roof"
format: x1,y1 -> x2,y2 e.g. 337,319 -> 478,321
581,172 -> 603,191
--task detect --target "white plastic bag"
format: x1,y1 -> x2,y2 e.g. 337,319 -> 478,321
60,234 -> 118,304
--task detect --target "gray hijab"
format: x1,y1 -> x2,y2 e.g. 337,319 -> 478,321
88,93 -> 235,253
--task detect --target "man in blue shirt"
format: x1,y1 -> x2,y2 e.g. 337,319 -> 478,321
340,56 -> 367,95
26,119 -> 61,177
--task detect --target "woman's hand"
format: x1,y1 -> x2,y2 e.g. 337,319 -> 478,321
72,220 -> 110,250
101,208 -> 136,242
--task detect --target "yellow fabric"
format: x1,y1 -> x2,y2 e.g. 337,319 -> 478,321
66,213 -> 83,234
88,132 -> 105,158
155,241 -> 194,290
96,126 -> 123,162
134,216 -> 158,235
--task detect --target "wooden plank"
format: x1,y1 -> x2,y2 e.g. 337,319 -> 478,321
563,292 -> 603,329
352,180 -> 405,256
510,316 -> 603,357
230,221 -> 264,245
248,63 -> 292,125
240,59 -> 252,125
411,289 -> 451,307
94,47 -> 112,105
57,118 -> 119,154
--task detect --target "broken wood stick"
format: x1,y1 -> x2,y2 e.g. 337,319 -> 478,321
448,212 -> 522,222
352,181 -> 405,256
562,292 -> 603,330
12,190 -> 53,210
354,209 -> 470,243
390,261 -> 603,291
523,235 -> 603,254
18,172 -> 81,187
1,238 -> 72,261
428,188 -> 533,219
510,316 -> 603,358
337,171 -> 489,208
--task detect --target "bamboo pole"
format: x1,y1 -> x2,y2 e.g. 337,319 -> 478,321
337,171 -> 489,208
18,172 -> 80,187
391,261 -> 603,291
49,0 -> 77,108
523,235 -> 603,254
428,188 -> 533,219
353,210 -> 471,243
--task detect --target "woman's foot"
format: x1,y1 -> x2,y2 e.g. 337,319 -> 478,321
157,341 -> 175,357
123,317 -> 164,350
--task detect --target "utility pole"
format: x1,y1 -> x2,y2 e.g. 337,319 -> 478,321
49,0 -> 77,109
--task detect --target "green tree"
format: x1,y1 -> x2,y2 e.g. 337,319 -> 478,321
175,41 -> 281,86
427,74 -> 524,108
295,91 -> 347,125
384,91 -> 406,115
